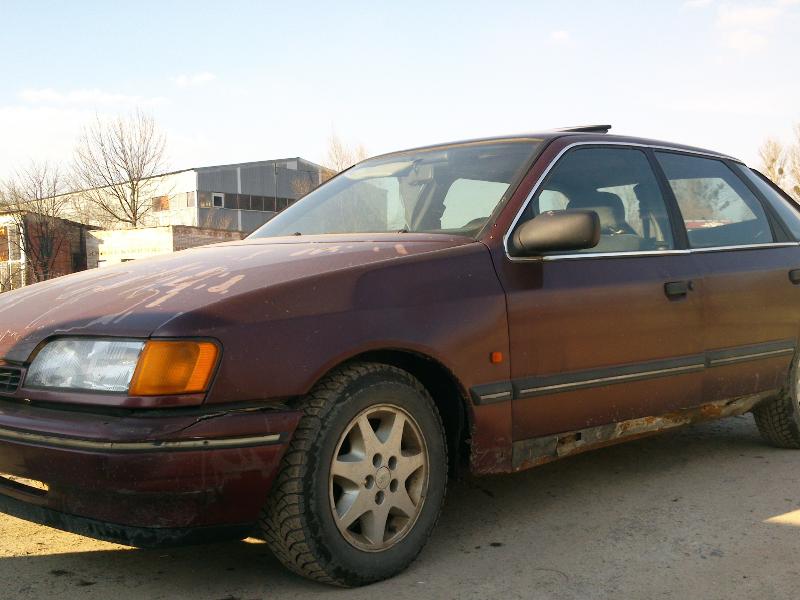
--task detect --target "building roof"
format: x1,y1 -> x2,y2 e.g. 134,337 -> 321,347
0,209 -> 99,230
193,156 -> 330,173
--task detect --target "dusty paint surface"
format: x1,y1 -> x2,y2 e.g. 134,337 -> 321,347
0,234 -> 471,363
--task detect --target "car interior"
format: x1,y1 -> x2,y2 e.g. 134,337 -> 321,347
524,151 -> 676,253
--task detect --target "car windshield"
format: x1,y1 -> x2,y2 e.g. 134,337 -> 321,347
250,139 -> 542,239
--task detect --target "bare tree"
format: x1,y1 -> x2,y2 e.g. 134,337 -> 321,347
788,125 -> 800,200
290,168 -> 335,199
73,110 -> 168,227
759,138 -> 787,187
0,162 -> 72,284
325,132 -> 368,173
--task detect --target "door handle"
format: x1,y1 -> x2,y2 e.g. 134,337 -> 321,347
789,269 -> 800,285
664,280 -> 692,298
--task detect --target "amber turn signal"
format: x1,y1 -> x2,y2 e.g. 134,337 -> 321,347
128,341 -> 219,396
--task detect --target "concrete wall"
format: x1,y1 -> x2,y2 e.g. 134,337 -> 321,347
89,227 -> 175,267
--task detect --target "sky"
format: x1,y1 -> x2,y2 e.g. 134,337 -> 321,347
1,0 -> 799,180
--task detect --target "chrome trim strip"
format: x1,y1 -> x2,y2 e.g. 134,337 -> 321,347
541,249 -> 691,261
707,348 -> 795,367
502,140 -> 796,262
0,427 -> 283,453
479,391 -> 512,401
518,364 -> 704,396
537,243 -> 799,261
690,243 -> 799,253
471,341 -> 796,404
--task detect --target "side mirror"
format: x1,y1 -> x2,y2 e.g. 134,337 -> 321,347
508,210 -> 601,257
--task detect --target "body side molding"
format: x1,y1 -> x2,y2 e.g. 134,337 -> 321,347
469,339 -> 796,405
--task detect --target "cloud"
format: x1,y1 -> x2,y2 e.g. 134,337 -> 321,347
0,105 -> 91,178
709,1 -> 799,53
19,88 -> 164,107
548,30 -> 571,44
717,4 -> 781,28
173,72 -> 216,87
719,27 -> 769,52
683,0 -> 713,8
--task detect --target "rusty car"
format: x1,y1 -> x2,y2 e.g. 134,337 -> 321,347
2,125 -> 800,586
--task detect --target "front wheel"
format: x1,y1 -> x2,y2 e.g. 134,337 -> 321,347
260,362 -> 447,586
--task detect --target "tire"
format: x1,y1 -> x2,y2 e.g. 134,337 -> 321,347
260,362 -> 448,586
753,355 -> 800,449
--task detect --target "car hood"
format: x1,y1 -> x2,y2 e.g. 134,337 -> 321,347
0,234 -> 473,363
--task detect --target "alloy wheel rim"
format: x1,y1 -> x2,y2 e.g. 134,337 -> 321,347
328,404 -> 429,552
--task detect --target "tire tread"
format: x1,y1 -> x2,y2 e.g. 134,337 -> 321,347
259,362 -> 446,586
753,388 -> 800,449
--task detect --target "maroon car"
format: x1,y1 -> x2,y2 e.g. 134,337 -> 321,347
2,126 -> 800,586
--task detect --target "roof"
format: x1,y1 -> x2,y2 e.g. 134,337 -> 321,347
0,209 -> 99,230
371,127 -> 741,164
193,156 -> 330,173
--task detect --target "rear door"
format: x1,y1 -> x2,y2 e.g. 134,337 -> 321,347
654,151 -> 800,402
496,145 -> 705,443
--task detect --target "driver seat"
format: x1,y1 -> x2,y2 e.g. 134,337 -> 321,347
566,191 -> 643,252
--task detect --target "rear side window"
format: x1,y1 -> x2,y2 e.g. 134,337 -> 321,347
655,153 -> 774,248
524,147 -> 675,253
733,165 -> 800,240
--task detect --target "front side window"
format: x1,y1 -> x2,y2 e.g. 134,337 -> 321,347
250,140 -> 542,239
655,152 -> 774,248
518,147 -> 675,253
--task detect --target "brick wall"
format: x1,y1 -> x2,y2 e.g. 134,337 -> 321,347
171,226 -> 246,252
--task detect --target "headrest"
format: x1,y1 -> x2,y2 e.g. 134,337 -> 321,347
567,191 -> 626,223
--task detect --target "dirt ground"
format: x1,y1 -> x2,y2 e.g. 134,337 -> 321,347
1,414 -> 799,600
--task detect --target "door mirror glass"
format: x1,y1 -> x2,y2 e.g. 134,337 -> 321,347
509,210 -> 600,256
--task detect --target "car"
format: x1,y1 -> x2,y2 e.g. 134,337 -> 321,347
2,125 -> 800,586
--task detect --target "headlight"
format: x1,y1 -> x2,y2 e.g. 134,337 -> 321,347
27,338 -> 144,392
26,338 -> 219,396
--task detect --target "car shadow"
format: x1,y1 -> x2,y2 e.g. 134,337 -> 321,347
1,415 -> 797,600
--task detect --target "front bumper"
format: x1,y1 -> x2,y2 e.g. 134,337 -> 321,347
0,398 -> 302,547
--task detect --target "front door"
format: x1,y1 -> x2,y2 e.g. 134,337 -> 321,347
496,145 -> 705,443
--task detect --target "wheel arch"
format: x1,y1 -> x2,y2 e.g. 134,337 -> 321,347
333,348 -> 473,476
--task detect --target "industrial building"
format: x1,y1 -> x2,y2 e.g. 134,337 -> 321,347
141,157 -> 332,233
0,156 -> 334,292
63,157 -> 333,233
